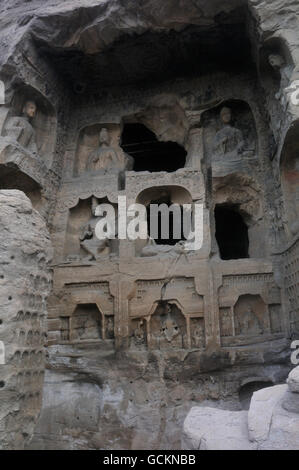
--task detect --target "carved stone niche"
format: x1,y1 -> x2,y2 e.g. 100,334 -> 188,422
74,123 -> 133,179
135,185 -> 193,257
213,174 -> 266,259
219,292 -> 277,347
149,301 -> 187,350
71,303 -> 102,342
280,120 -> 299,237
1,85 -> 57,168
202,100 -> 257,177
234,294 -> 270,337
64,196 -> 119,262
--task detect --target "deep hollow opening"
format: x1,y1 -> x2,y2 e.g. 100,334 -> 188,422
239,381 -> 273,410
121,123 -> 186,172
215,205 -> 249,260
146,196 -> 186,246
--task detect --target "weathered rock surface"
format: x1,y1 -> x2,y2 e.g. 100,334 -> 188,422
182,366 -> 299,450
0,190 -> 52,450
0,0 -> 298,451
287,367 -> 299,394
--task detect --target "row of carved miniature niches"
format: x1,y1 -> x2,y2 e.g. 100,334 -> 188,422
47,300 -> 205,351
1,85 -> 57,169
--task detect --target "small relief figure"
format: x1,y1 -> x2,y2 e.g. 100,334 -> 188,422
220,309 -> 233,337
268,54 -> 292,103
86,127 -> 133,173
192,322 -> 205,348
4,100 -> 38,154
236,306 -> 263,336
132,320 -> 146,347
105,316 -> 114,339
160,309 -> 182,348
79,196 -> 117,260
79,316 -> 100,340
213,107 -> 245,160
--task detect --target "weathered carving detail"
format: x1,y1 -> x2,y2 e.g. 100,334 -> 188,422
4,101 -> 38,154
213,107 -> 245,160
86,127 -> 133,173
72,304 -> 102,341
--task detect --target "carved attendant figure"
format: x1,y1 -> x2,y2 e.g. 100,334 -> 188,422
4,100 -> 38,154
79,196 -> 113,260
213,107 -> 245,159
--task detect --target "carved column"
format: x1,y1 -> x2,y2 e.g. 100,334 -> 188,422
109,275 -> 135,350
185,127 -> 204,170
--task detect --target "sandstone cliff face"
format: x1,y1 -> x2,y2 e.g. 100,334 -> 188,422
0,190 -> 52,450
0,0 -> 298,450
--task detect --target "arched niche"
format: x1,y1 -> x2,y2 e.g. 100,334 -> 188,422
280,121 -> 299,237
3,85 -> 57,168
71,303 -> 102,342
213,174 -> 265,259
150,301 -> 187,350
234,294 -> 269,337
0,167 -> 42,211
135,185 -> 193,254
64,196 -> 118,260
74,123 -> 124,176
202,99 -> 257,166
259,37 -> 294,97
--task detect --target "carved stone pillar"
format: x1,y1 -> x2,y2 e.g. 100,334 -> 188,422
109,275 -> 135,350
185,127 -> 204,170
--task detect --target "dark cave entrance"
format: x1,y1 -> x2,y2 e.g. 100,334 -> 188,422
215,204 -> 249,260
146,196 -> 186,246
239,381 -> 274,410
121,123 -> 187,172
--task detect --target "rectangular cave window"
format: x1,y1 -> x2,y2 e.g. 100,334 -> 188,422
215,204 -> 249,260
